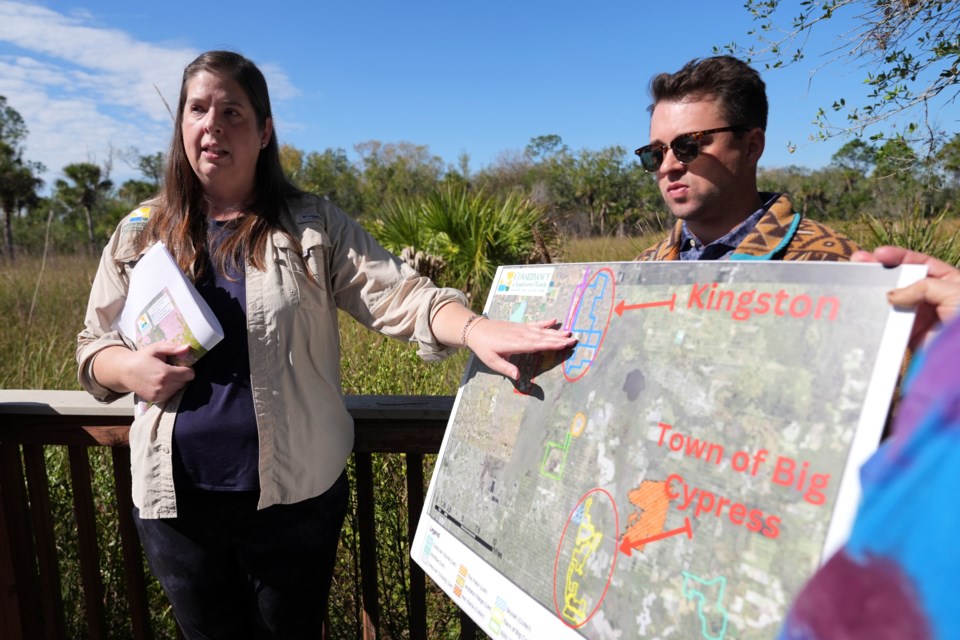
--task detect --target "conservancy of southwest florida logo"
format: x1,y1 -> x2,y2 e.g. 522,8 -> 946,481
495,267 -> 554,297
122,206 -> 152,235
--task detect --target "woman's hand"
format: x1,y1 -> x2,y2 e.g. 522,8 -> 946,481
465,317 -> 577,380
93,343 -> 196,403
852,246 -> 960,348
430,303 -> 577,381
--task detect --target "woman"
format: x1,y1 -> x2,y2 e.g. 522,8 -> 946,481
77,50 -> 576,639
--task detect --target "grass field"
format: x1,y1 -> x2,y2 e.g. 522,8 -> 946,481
0,236 -> 666,391
1,238 -> 652,638
2,223 -> 956,637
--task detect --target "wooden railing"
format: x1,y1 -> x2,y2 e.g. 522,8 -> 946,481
0,390 -> 478,640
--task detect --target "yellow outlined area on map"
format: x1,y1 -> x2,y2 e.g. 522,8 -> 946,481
561,497 -> 603,625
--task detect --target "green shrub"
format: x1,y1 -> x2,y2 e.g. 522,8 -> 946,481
862,206 -> 960,267
370,186 -> 552,308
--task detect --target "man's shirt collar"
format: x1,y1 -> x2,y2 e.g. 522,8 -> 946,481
679,192 -> 780,261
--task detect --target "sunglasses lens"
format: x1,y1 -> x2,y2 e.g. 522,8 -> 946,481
639,148 -> 663,172
673,136 -> 700,163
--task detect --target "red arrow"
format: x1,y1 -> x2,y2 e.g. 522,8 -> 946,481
619,517 -> 693,557
614,294 -> 677,317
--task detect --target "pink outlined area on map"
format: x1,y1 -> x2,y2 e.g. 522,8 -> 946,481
560,269 -> 684,383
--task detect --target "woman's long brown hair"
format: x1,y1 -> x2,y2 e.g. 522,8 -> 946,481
139,50 -> 304,278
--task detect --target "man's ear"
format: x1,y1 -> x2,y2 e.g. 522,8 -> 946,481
745,127 -> 765,167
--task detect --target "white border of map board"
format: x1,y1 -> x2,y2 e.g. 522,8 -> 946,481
824,263 -> 924,558
413,262 -> 924,638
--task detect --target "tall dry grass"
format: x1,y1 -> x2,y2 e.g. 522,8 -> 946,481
555,234 -> 657,263
3,211 -> 955,636
0,254 -> 98,389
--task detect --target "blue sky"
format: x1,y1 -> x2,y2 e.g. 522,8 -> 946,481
1,0 -> 954,188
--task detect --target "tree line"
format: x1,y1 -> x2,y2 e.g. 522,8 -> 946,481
2,95 -> 959,262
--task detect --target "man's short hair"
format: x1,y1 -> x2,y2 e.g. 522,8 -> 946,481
649,56 -> 768,131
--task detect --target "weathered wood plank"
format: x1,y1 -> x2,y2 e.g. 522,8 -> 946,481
0,444 -> 29,640
406,453 -> 427,640
355,452 -> 380,640
68,446 -> 107,639
0,392 -> 453,451
22,444 -> 67,639
111,447 -> 153,640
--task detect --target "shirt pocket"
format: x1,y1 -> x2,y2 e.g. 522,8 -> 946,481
272,228 -> 331,312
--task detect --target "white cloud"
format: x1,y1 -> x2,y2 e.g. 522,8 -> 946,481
0,1 -> 298,187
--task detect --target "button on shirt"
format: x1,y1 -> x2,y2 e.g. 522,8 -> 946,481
678,193 -> 781,261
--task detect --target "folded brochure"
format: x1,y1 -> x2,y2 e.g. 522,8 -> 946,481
115,242 -> 224,366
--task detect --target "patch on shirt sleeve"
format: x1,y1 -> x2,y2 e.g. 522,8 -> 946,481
122,207 -> 152,234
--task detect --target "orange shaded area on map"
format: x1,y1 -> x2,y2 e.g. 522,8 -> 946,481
622,480 -> 670,554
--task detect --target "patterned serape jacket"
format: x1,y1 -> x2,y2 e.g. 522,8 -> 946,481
636,193 -> 859,262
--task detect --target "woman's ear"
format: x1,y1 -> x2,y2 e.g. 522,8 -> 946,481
260,117 -> 274,149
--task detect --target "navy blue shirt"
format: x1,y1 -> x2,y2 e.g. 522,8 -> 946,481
172,220 -> 259,492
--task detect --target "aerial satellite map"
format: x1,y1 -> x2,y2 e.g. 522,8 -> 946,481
413,261 -> 920,639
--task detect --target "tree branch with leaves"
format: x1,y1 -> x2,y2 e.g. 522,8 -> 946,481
718,0 -> 959,156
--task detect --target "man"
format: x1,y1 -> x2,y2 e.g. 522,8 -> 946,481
634,56 -> 857,261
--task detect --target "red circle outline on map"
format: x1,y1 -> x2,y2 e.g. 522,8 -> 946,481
563,268 -> 616,383
552,487 -> 619,628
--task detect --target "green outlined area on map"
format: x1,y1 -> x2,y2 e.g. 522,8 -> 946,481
541,413 -> 587,480
683,572 -> 729,640
421,261 -> 911,639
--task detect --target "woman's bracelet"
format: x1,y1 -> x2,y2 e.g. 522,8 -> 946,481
460,313 -> 488,349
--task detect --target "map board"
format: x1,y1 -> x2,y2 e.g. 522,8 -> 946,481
412,261 -> 922,639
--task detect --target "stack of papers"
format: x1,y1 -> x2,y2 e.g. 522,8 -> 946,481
115,242 -> 224,366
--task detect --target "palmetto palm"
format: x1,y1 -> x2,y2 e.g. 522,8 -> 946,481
371,186 -> 550,308
55,163 -> 113,256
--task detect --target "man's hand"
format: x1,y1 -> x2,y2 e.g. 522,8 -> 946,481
852,246 -> 960,349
